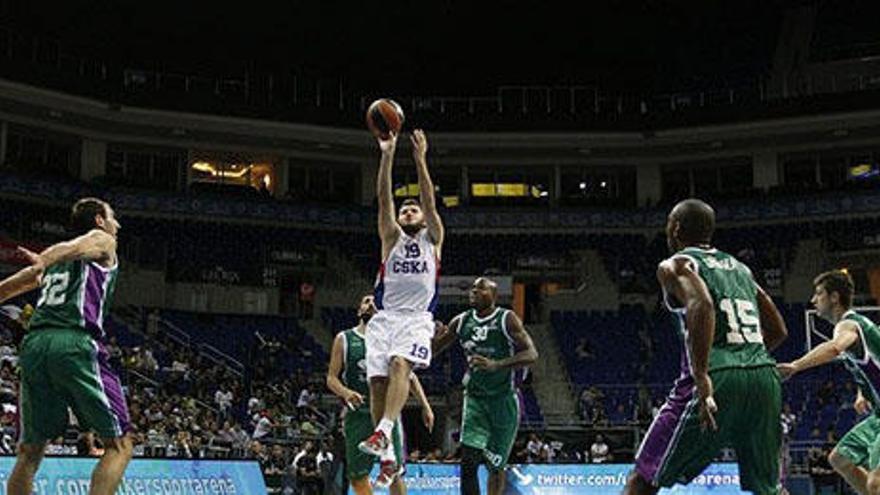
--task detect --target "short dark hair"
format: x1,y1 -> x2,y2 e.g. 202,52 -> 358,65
671,199 -> 715,244
400,198 -> 421,209
69,198 -> 108,235
814,270 -> 855,309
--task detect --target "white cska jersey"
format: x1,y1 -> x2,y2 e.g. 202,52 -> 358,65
374,229 -> 440,313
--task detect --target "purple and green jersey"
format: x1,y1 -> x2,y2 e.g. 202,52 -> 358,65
28,259 -> 118,339
840,310 -> 880,412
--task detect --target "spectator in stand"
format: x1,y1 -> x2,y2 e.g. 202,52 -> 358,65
299,413 -> 320,437
264,444 -> 288,477
250,440 -> 270,469
297,384 -> 320,419
252,411 -> 275,440
316,441 -> 335,495
809,445 -> 839,494
105,337 -> 123,370
298,282 -> 315,320
146,309 -> 161,337
293,441 -> 322,495
169,431 -> 193,459
526,433 -> 544,463
214,386 -> 233,418
590,434 -> 610,463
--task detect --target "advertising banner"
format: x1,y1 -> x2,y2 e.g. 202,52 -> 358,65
0,457 -> 266,495
372,463 -> 745,494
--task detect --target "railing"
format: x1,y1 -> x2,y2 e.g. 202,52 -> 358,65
196,343 -> 245,377
154,316 -> 191,348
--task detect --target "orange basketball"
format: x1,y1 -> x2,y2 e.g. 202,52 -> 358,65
366,99 -> 404,139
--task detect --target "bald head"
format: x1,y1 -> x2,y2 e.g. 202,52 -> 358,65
469,277 -> 498,311
667,199 -> 715,251
474,277 -> 498,294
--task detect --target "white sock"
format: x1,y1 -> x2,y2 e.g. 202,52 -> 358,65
377,418 -> 394,439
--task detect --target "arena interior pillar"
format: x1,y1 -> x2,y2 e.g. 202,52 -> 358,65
752,152 -> 779,190
80,138 -> 107,181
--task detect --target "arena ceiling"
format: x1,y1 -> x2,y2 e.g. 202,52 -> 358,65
2,0 -> 806,95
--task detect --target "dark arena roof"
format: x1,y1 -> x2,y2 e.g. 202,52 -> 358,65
7,0 -> 878,131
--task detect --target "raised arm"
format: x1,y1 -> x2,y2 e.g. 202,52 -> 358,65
470,311 -> 538,371
779,320 -> 859,379
411,130 -> 444,251
325,333 -> 364,410
657,257 -> 717,429
21,229 -> 116,269
0,264 -> 43,304
756,285 -> 788,351
377,134 -> 401,257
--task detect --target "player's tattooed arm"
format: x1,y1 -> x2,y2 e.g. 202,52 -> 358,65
657,257 -> 718,431
377,132 -> 401,256
411,130 -> 444,252
756,284 -> 788,351
325,333 -> 364,409
779,320 -> 859,379
18,229 -> 116,269
471,311 -> 538,371
432,313 -> 462,355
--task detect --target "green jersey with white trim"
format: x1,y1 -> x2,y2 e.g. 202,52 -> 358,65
458,307 -> 517,397
29,259 -> 118,339
664,247 -> 775,372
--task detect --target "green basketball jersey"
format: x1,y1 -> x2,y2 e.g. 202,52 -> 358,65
840,311 -> 880,413
457,307 -> 517,397
665,247 -> 775,372
29,259 -> 119,339
342,327 -> 370,412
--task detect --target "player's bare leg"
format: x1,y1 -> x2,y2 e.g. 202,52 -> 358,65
381,356 -> 413,437
390,477 -> 407,495
351,477 -> 373,495
7,442 -> 46,495
89,435 -> 134,495
369,377 -> 389,427
623,471 -> 659,495
487,470 -> 506,495
829,447 -> 868,495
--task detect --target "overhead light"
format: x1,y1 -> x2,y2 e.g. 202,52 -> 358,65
539,191 -> 549,197
579,182 -> 587,190
600,181 -> 607,188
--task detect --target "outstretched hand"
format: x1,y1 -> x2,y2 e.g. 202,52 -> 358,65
410,129 -> 428,161
776,363 -> 797,381
378,132 -> 398,154
17,246 -> 44,270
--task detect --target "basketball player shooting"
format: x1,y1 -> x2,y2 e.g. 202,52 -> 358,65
359,129 -> 444,488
